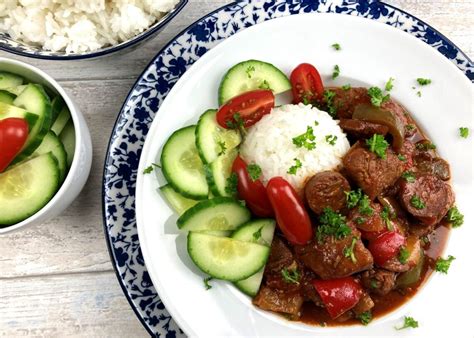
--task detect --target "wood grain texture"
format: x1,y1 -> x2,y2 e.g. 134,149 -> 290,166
0,1 -> 472,337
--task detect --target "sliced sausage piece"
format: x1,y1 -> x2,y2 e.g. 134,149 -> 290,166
339,119 -> 389,139
399,174 -> 454,225
253,286 -> 303,318
343,142 -> 405,200
304,171 -> 350,214
360,268 -> 397,296
414,154 -> 451,181
382,236 -> 422,272
295,227 -> 373,279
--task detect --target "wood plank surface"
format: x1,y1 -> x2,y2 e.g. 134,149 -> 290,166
0,1 -> 472,337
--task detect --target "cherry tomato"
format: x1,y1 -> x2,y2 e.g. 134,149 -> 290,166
368,231 -> 406,266
312,277 -> 363,319
0,118 -> 29,172
216,89 -> 274,129
290,63 -> 324,104
266,177 -> 313,245
232,155 -> 273,217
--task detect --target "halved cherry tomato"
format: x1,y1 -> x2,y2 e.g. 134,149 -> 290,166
312,277 -> 363,319
232,155 -> 273,217
216,89 -> 274,129
266,177 -> 313,245
0,118 -> 28,172
290,63 -> 324,104
368,231 -> 406,266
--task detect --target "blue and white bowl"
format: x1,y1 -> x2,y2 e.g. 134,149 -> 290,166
0,0 -> 187,60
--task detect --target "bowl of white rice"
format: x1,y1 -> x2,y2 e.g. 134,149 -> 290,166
0,0 -> 187,59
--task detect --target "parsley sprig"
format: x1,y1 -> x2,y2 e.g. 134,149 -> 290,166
366,134 -> 389,159
416,78 -> 432,86
225,172 -> 238,195
381,206 -> 394,230
317,208 -> 351,243
345,189 -> 362,209
398,246 -> 409,264
217,141 -> 227,156
446,206 -> 464,228
410,195 -> 425,209
246,163 -> 262,181
435,255 -> 455,274
358,311 -> 372,326
203,276 -> 213,290
343,236 -> 358,263
367,86 -> 390,107
323,89 -> 337,117
401,171 -> 416,183
459,127 -> 469,138
281,266 -> 300,284
287,158 -> 302,175
143,162 -> 161,174
331,43 -> 341,50
332,65 -> 340,79
325,134 -> 337,145
395,316 -> 419,330
292,126 -> 316,150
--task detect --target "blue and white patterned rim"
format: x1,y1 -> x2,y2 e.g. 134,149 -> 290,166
102,1 -> 473,336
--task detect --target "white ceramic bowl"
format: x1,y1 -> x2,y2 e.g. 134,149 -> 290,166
0,57 -> 92,234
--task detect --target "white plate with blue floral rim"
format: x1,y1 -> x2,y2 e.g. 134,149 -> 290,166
103,1 -> 474,336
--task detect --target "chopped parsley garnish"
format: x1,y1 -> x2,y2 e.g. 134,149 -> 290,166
217,141 -> 227,156
366,134 -> 389,159
410,195 -> 425,209
415,142 -> 436,151
446,206 -> 464,228
370,279 -> 378,289
341,84 -> 351,91
459,127 -> 469,138
416,91 -> 422,97
252,226 -> 265,242
435,255 -> 455,274
405,124 -> 416,132
323,89 -> 337,117
317,208 -> 351,243
287,158 -> 302,175
421,235 -> 430,245
225,112 -> 245,131
398,246 -> 409,264
343,236 -> 358,263
143,162 -> 161,174
225,172 -> 238,195
358,195 -> 373,216
292,126 -> 316,150
416,78 -> 432,86
401,171 -> 416,183
395,316 -> 419,330
355,217 -> 365,225
246,163 -> 262,181
398,154 -> 406,161
367,86 -> 390,107
259,79 -> 271,90
385,77 -> 395,91
358,311 -> 372,326
332,65 -> 340,79
331,43 -> 341,50
314,120 -> 319,126
246,65 -> 255,78
345,189 -> 362,209
204,276 -> 213,290
281,267 -> 300,284
381,206 -> 394,230
325,134 -> 337,145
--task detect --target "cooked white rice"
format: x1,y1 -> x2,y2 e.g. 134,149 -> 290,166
0,0 -> 179,53
240,103 -> 350,191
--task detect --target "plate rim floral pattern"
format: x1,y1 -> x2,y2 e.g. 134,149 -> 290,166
102,1 -> 473,336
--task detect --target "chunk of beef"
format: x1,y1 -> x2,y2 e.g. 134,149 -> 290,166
382,236 -> 422,272
399,174 -> 454,226
326,87 -> 371,119
253,286 -> 303,318
352,292 -> 375,316
294,227 -> 373,279
360,269 -> 397,295
339,118 -> 389,139
347,201 -> 386,233
305,171 -> 350,214
343,142 -> 405,199
301,271 -> 324,306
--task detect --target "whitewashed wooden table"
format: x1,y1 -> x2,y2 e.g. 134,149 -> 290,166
0,1 -> 472,336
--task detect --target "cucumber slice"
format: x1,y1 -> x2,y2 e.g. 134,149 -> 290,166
0,102 -> 39,130
161,125 -> 209,200
33,131 -> 68,182
12,84 -> 52,162
206,148 -> 238,197
160,184 -> 198,215
218,60 -> 292,105
0,90 -> 15,104
198,230 -> 232,237
195,109 -> 241,164
51,96 -> 65,124
5,85 -> 27,96
187,232 -> 270,281
0,153 -> 59,226
51,105 -> 70,135
59,119 -> 75,168
0,72 -> 23,90
232,219 -> 276,296
177,197 -> 250,231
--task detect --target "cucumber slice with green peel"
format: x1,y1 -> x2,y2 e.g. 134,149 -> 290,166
197,230 -> 232,237
51,96 -> 65,123
218,60 -> 292,105
206,148 -> 238,197
5,85 -> 27,96
159,184 -> 198,215
0,71 -> 23,90
232,219 -> 276,296
177,197 -> 251,231
187,232 -> 270,281
32,131 -> 68,182
51,105 -> 70,135
59,119 -> 75,168
0,102 -> 39,130
12,84 -> 52,162
195,109 -> 241,164
0,153 -> 60,226
161,125 -> 209,200
0,90 -> 15,104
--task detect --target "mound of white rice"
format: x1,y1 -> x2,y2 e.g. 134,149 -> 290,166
0,0 -> 179,53
240,103 -> 350,191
